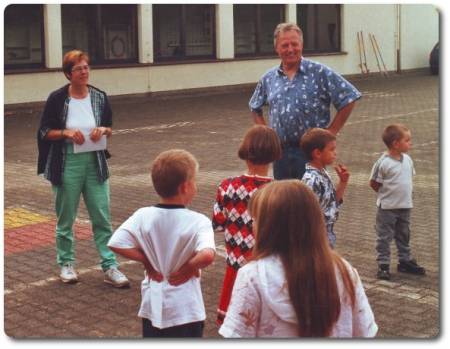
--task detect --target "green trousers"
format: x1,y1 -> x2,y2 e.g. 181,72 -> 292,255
52,145 -> 117,271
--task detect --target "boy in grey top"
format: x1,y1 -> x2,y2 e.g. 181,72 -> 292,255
369,124 -> 425,280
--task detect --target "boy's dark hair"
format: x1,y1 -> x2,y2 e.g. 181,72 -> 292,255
238,125 -> 282,164
151,149 -> 198,198
382,124 -> 410,148
300,128 -> 336,161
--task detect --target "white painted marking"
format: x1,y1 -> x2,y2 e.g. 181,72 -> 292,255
5,250 -> 228,295
113,121 -> 194,135
348,108 -> 438,126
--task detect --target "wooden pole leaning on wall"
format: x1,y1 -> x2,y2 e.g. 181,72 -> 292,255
360,31 -> 370,75
357,31 -> 368,75
372,34 -> 389,76
369,33 -> 384,76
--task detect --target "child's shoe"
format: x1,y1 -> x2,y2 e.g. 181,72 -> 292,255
397,259 -> 426,275
104,267 -> 130,288
377,264 -> 390,280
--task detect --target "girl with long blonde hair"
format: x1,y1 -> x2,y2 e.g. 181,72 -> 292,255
219,180 -> 377,337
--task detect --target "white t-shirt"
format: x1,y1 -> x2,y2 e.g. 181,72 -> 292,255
219,255 -> 378,338
66,94 -> 96,131
370,152 -> 415,209
108,204 -> 215,329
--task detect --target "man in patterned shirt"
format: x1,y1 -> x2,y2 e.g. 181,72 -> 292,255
250,22 -> 361,180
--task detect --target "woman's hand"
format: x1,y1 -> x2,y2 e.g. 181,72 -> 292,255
64,129 -> 85,145
90,127 -> 111,142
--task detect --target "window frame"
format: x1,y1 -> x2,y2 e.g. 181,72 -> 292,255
233,4 -> 285,58
61,4 -> 139,66
297,4 -> 341,54
153,4 -> 216,62
4,4 -> 46,71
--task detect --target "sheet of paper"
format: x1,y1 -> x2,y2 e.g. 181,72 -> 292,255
73,129 -> 107,153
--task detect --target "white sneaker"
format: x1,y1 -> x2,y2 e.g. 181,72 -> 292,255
104,267 -> 130,288
60,263 -> 78,283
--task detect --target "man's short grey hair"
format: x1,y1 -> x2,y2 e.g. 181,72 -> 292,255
273,23 -> 304,47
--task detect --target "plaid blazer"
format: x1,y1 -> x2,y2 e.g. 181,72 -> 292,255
37,84 -> 112,185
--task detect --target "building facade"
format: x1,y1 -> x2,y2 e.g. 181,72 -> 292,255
4,3 -> 439,105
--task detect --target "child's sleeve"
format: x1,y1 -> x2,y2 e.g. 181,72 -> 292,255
351,269 -> 379,337
219,266 -> 261,338
409,155 -> 416,176
369,157 -> 384,183
107,210 -> 142,249
195,215 -> 216,253
212,183 -> 227,232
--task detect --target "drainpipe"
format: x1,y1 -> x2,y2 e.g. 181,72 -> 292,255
396,4 -> 401,73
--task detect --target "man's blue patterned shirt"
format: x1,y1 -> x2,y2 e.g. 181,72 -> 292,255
249,58 -> 362,145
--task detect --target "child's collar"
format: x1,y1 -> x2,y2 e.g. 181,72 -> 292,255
306,162 -> 326,171
155,203 -> 185,209
386,150 -> 403,161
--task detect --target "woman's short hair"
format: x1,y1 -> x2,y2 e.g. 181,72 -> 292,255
382,123 -> 410,148
62,50 -> 90,79
238,125 -> 282,165
273,22 -> 304,47
300,128 -> 336,161
151,149 -> 199,198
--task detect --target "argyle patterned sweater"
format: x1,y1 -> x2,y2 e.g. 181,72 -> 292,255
212,174 -> 272,269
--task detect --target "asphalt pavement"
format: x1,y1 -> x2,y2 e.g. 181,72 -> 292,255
3,70 -> 439,339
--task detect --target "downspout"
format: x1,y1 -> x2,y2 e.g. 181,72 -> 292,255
396,4 -> 401,73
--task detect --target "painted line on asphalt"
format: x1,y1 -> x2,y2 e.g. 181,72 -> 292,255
113,121 -> 194,135
348,108 -> 438,126
362,278 -> 439,309
4,260 -> 134,295
5,248 -> 228,295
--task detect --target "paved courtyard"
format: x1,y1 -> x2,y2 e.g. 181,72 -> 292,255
3,71 -> 439,339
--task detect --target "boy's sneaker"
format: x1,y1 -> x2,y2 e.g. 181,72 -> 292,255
104,267 -> 130,288
60,263 -> 78,283
397,259 -> 426,275
377,264 -> 390,280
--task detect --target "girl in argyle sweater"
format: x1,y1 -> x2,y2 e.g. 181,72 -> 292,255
212,125 -> 282,325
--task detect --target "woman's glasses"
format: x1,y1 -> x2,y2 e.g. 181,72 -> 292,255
71,65 -> 90,73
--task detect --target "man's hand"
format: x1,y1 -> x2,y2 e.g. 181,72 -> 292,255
327,101 -> 356,135
252,111 -> 266,125
335,164 -> 350,183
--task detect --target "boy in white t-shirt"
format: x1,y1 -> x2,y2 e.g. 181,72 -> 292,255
108,149 -> 215,337
369,124 -> 425,280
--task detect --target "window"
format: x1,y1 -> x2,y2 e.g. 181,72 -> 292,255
62,4 -> 138,64
4,4 -> 44,69
297,4 -> 341,53
153,4 -> 215,61
234,4 -> 284,57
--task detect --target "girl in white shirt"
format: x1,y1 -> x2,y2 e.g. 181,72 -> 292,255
219,180 -> 378,338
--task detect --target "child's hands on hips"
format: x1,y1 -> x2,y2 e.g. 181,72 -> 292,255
335,164 -> 350,183
168,262 -> 200,286
146,267 -> 164,282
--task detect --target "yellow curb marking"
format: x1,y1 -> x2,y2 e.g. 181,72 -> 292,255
4,207 -> 52,229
